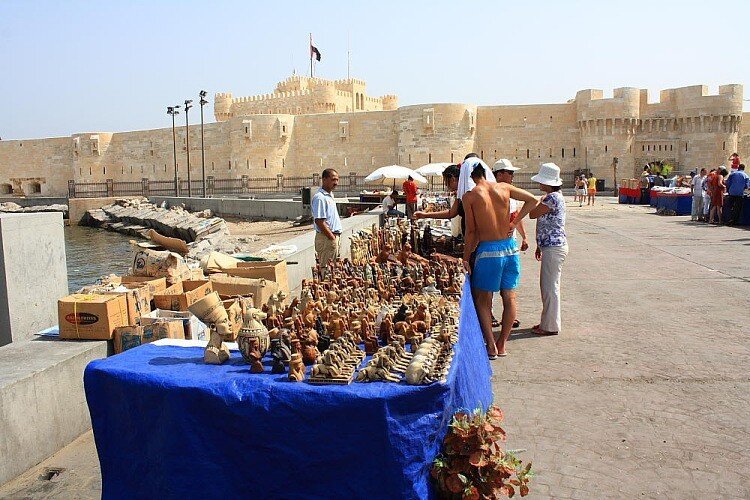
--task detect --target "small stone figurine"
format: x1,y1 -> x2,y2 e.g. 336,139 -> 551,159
270,339 -> 288,374
288,353 -> 305,382
247,338 -> 264,374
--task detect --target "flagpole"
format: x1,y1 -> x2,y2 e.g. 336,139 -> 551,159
309,33 -> 313,78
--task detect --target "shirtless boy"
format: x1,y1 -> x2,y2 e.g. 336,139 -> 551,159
462,164 -> 539,358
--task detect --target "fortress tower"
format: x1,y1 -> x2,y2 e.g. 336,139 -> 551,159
214,75 -> 398,120
576,88 -> 641,178
1,78 -> 745,197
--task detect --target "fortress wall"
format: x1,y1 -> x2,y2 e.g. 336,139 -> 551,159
738,113 -> 750,161
71,122 -> 232,183
475,103 -> 581,172
290,110 -> 398,176
396,104 -> 477,167
230,92 -> 317,117
677,125 -> 739,171
227,115 -> 293,176
0,138 -> 71,196
1,82 -> 744,193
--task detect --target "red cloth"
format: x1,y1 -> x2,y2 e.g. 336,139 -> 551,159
402,180 -> 418,203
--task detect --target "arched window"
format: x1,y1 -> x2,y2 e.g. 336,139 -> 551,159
0,183 -> 12,194
28,182 -> 41,194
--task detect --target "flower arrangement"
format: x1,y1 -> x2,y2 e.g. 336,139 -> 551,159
431,405 -> 533,499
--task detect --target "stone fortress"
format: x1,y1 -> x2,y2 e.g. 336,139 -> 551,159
1,74 -> 748,197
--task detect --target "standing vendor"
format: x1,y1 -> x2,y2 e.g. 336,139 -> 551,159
402,175 -> 419,219
312,168 -> 342,267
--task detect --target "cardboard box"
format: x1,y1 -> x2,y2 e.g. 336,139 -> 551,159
229,260 -> 289,294
153,280 -> 213,311
140,309 -> 207,341
209,274 -> 276,308
58,293 -> 129,340
103,285 -> 151,325
120,276 -> 168,297
113,322 -> 184,354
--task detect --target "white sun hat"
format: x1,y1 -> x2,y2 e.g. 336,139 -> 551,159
492,159 -> 521,172
530,163 -> 563,187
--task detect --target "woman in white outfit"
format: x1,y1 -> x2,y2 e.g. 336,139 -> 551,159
529,163 -> 568,335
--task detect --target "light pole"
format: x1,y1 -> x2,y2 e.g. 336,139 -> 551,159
167,105 -> 181,196
184,99 -> 193,197
199,91 -> 208,198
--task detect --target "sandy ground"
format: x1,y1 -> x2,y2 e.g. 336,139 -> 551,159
2,197 -> 749,498
209,217 -> 313,254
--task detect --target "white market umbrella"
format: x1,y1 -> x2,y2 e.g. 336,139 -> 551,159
416,163 -> 451,177
364,165 -> 428,188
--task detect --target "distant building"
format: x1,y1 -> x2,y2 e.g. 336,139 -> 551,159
0,76 -> 746,196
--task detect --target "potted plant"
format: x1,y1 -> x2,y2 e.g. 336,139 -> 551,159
431,406 -> 533,498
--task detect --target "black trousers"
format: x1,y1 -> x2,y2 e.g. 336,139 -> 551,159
728,195 -> 743,223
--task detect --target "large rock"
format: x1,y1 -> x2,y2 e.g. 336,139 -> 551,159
80,200 -> 229,244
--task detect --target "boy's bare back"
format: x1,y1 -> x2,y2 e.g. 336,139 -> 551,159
464,182 -> 511,242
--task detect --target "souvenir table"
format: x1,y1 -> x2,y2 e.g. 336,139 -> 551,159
650,190 -> 692,215
618,187 -> 641,204
722,195 -> 750,226
84,281 -> 492,500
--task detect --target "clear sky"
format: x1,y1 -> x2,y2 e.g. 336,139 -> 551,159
3,0 -> 749,140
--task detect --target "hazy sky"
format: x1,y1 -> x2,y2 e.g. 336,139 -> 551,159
3,0 -> 749,140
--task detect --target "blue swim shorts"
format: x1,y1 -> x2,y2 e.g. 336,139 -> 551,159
470,238 -> 520,292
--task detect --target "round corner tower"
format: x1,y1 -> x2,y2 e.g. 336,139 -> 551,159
214,93 -> 233,121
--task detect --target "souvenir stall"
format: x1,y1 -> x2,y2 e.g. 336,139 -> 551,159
83,221 -> 492,499
649,187 -> 693,215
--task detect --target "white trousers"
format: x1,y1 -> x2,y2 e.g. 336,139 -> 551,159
539,244 -> 568,332
691,196 -> 704,220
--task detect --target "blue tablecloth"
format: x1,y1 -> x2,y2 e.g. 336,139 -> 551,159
84,280 -> 493,500
722,196 -> 750,225
654,194 -> 692,215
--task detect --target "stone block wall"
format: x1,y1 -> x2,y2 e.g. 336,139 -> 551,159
0,81 -> 744,196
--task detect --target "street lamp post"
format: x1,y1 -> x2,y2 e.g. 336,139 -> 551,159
199,91 -> 208,198
167,105 -> 181,196
184,99 -> 193,197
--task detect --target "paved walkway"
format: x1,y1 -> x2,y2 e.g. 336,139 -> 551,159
1,197 -> 748,498
493,198 -> 749,499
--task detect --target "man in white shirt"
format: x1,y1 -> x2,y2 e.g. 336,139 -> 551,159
311,169 -> 343,267
382,192 -> 405,217
691,168 -> 706,221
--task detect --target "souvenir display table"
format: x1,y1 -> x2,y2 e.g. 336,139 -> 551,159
618,186 -> 642,204
84,280 -> 492,499
650,189 -> 692,215
722,195 -> 750,226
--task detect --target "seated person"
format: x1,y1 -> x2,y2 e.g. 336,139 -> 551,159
382,192 -> 405,217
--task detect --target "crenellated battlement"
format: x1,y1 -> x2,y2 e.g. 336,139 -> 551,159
215,74 -> 396,120
4,77 -> 746,197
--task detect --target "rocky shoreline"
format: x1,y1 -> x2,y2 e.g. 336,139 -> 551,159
78,198 -> 305,261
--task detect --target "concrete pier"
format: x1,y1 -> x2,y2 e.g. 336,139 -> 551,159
0,213 -> 68,346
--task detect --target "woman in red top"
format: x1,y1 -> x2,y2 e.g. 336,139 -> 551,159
708,168 -> 728,224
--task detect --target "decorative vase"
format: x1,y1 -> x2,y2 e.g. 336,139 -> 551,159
237,313 -> 270,361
